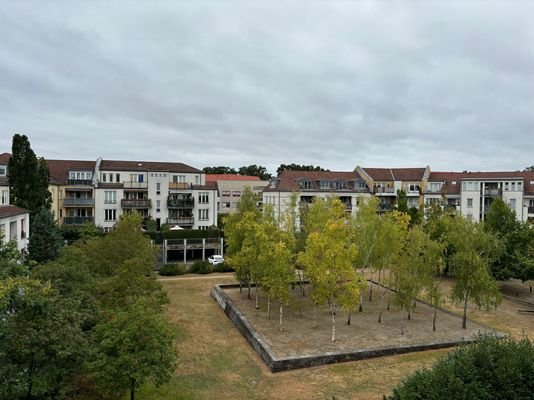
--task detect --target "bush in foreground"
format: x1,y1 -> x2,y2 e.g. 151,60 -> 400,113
190,260 -> 213,274
385,335 -> 534,400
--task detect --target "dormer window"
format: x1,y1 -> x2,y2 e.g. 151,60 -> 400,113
298,179 -> 312,189
333,180 -> 348,190
320,180 -> 330,189
0,165 -> 6,176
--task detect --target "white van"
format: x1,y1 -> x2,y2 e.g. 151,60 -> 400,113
208,255 -> 225,265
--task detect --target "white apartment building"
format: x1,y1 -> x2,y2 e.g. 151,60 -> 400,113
94,159 -> 218,231
263,170 -> 372,225
0,152 -> 30,252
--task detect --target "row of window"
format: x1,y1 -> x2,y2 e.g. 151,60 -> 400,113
220,191 -> 241,197
462,181 -> 524,192
101,173 -> 121,183
103,208 -> 209,221
69,171 -> 92,180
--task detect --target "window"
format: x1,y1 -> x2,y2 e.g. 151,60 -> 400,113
195,176 -> 199,184
428,182 -> 442,192
511,182 -> 516,191
518,182 -> 523,190
198,209 -> 209,220
231,191 -> 241,197
0,224 -> 5,243
156,200 -> 161,213
224,202 -> 231,208
173,175 -> 186,183
21,219 -> 26,239
156,183 -> 161,195
320,180 -> 330,189
408,183 -> 420,192
467,198 -> 473,208
221,191 -> 231,197
509,199 -> 516,208
452,181 -> 457,185
1,189 -> 8,205
104,191 -> 116,204
300,180 -> 312,189
102,173 -> 107,183
0,165 -> 6,175
105,209 -> 117,221
198,192 -> 209,204
504,182 -> 509,191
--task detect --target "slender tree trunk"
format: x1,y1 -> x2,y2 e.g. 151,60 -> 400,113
130,377 -> 135,400
413,298 -> 417,309
255,284 -> 259,309
378,289 -> 386,323
239,282 -> 242,293
313,303 -> 317,328
433,307 -> 437,332
408,310 -> 411,321
401,313 -> 405,335
247,282 -> 251,300
266,296 -> 271,319
369,271 -> 373,301
299,269 -> 306,296
359,292 -> 363,312
279,304 -> 283,332
331,299 -> 336,342
347,311 -> 351,325
462,292 -> 469,329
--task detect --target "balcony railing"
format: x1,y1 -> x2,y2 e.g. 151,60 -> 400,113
167,217 -> 194,225
374,187 -> 395,194
123,181 -> 148,189
528,206 -> 534,214
169,182 -> 192,190
484,188 -> 501,197
63,198 -> 95,207
168,198 -> 194,208
63,216 -> 94,225
121,199 -> 151,208
67,179 -> 93,186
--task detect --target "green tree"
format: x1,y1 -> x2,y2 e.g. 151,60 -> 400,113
238,164 -> 272,180
87,299 -> 176,400
484,198 -> 534,281
0,234 -> 29,278
0,277 -> 86,400
386,335 -> 534,400
395,189 -> 409,214
7,134 -> 51,215
28,206 -> 64,264
298,198 -> 364,342
202,166 -> 238,175
276,163 -> 328,175
444,216 -> 503,329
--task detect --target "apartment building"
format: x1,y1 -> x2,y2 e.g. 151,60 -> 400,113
424,171 -> 534,223
0,152 -> 30,252
356,166 -> 431,211
48,159 -> 97,225
206,174 -> 269,214
263,170 -> 372,224
93,159 -> 218,231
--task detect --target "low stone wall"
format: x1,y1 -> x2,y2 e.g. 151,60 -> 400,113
211,283 -> 504,373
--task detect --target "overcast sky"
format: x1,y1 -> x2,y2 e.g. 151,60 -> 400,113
1,1 -> 533,174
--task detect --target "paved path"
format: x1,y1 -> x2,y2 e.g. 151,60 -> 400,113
158,273 -> 235,282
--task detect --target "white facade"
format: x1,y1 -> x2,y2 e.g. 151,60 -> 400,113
0,210 -> 30,252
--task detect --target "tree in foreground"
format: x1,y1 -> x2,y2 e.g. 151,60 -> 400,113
386,335 -> 534,400
87,299 -> 176,400
444,215 -> 502,328
0,234 -> 29,278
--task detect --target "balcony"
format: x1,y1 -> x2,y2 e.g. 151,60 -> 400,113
168,198 -> 194,208
169,182 -> 192,190
63,198 -> 95,207
484,188 -> 501,197
167,217 -> 194,226
121,199 -> 151,208
123,181 -> 148,189
63,216 -> 94,225
374,187 -> 395,194
67,179 -> 93,186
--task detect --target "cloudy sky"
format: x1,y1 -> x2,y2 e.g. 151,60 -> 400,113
1,1 -> 533,174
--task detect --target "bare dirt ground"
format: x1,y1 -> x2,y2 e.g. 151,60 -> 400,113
224,283 -> 498,358
499,279 -> 534,304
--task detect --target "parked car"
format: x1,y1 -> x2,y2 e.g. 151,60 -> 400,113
208,255 -> 225,265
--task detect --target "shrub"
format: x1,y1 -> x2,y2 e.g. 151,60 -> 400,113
159,263 -> 188,276
213,262 -> 234,273
190,260 -> 213,274
385,335 -> 534,400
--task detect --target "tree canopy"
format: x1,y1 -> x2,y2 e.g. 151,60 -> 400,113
276,163 -> 328,175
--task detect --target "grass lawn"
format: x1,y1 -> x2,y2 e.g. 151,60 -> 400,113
138,274 -> 534,400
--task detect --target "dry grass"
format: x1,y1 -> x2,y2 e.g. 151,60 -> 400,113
137,274 -> 533,400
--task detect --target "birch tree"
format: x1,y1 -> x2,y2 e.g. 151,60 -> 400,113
444,216 -> 502,329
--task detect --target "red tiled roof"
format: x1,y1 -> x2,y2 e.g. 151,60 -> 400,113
0,205 -> 29,219
100,159 -> 200,174
205,174 -> 260,182
46,159 -> 96,185
363,167 -> 426,181
265,170 -> 368,192
0,152 -> 11,163
428,172 -> 465,194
